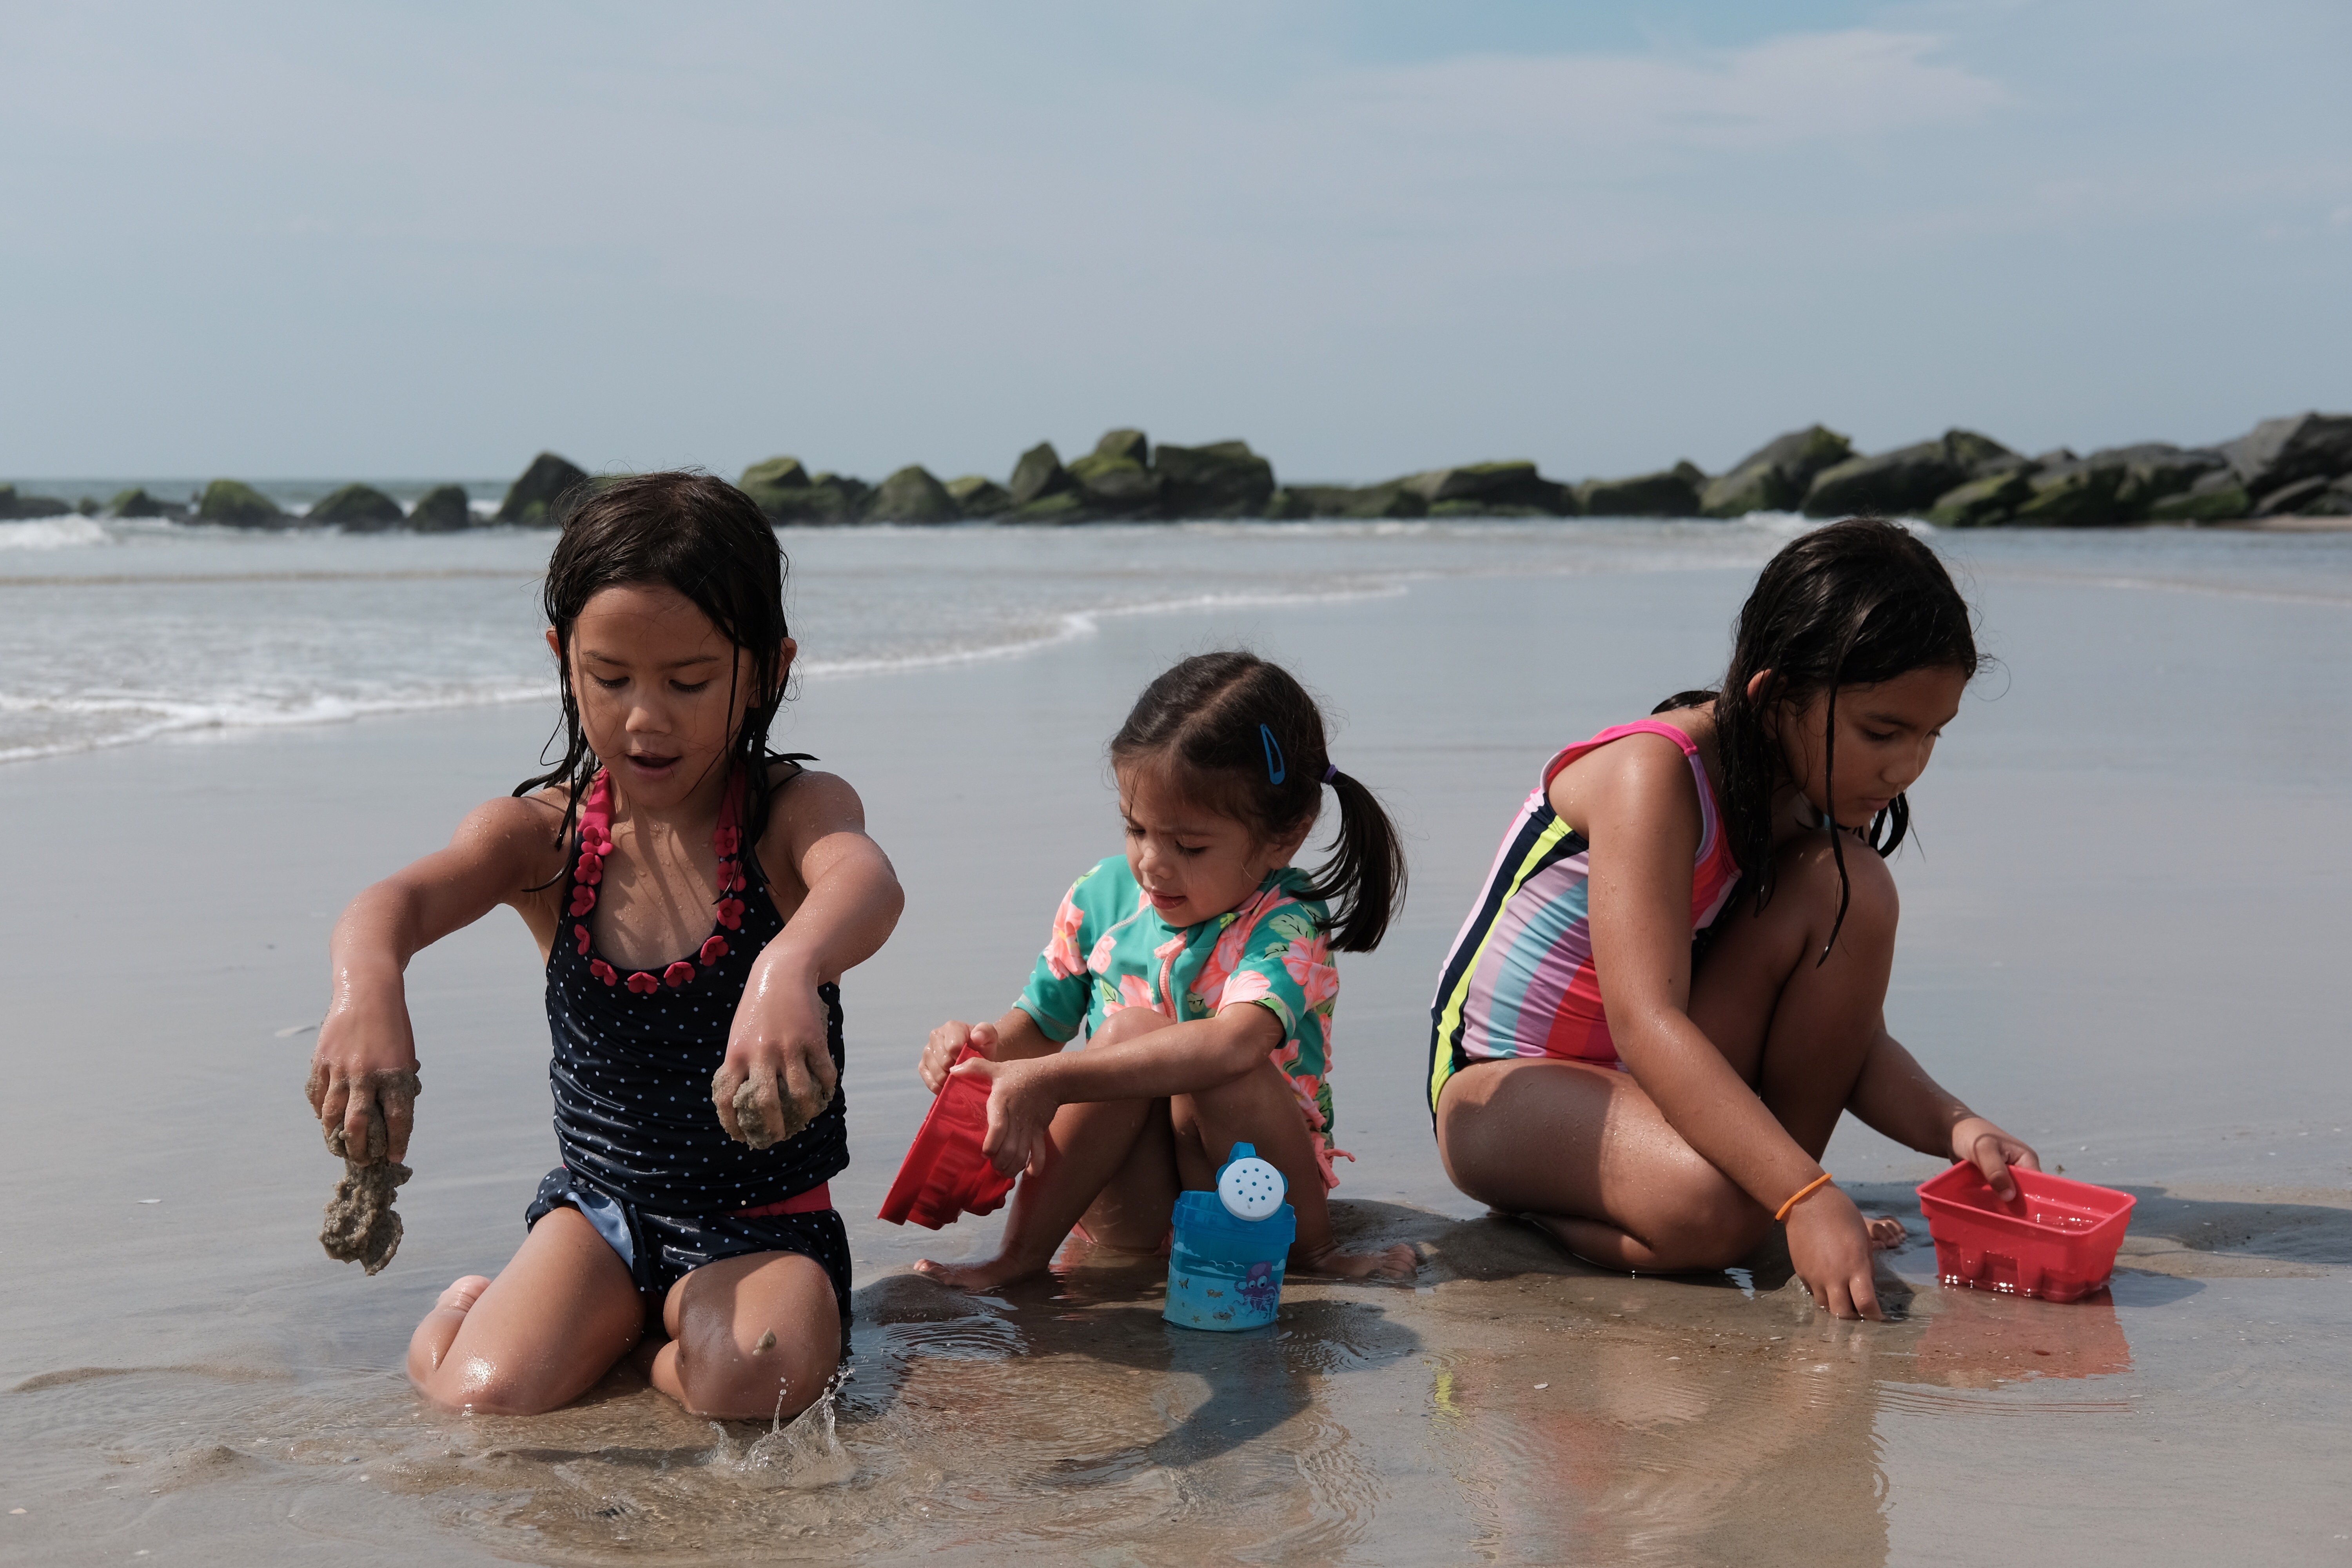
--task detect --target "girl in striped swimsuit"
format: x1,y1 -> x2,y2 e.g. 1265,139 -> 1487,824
1428,519 -> 2040,1321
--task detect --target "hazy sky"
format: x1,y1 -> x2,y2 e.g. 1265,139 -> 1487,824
4,2 -> 2347,484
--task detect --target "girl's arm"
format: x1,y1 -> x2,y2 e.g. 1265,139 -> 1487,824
714,771 -> 905,1142
953,1005 -> 1283,1176
1847,1031 -> 2041,1198
308,795 -> 562,1162
1573,735 -> 1888,1318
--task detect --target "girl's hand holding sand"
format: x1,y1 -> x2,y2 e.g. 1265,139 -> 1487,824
911,652 -> 1417,1292
309,991 -> 421,1165
713,941 -> 843,1148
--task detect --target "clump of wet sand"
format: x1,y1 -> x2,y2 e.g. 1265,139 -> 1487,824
715,1059 -> 834,1151
318,1070 -> 419,1275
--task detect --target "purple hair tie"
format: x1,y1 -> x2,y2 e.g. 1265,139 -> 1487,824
1322,764 -> 1339,784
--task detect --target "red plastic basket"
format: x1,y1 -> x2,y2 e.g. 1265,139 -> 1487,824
1918,1164 -> 2134,1303
878,1043 -> 1016,1229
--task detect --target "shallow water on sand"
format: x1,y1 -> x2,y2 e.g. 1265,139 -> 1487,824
4,528 -> 2350,1563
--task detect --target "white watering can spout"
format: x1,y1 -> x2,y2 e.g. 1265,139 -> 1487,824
1217,1143 -> 1287,1221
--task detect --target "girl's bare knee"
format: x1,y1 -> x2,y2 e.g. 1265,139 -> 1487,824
674,1336 -> 835,1420
417,1361 -> 563,1416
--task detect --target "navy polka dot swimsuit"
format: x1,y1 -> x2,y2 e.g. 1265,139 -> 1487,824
523,762 -> 852,1327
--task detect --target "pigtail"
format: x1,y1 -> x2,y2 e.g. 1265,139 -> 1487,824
1111,649 -> 1407,952
1306,767 -> 1407,953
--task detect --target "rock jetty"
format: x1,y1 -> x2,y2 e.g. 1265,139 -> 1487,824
16,412 -> 2347,532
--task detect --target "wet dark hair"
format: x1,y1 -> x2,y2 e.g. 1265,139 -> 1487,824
1655,517 -> 1982,961
517,472 -> 797,852
1110,650 -> 1405,952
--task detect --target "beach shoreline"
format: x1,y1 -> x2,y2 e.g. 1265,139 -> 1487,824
4,558 -> 2349,1564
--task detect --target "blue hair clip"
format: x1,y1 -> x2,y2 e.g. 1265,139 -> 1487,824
1259,724 -> 1287,785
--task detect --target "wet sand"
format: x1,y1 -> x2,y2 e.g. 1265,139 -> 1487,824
4,557 -> 2350,1564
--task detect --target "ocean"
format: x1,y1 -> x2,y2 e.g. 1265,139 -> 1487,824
5,510 -> 2347,768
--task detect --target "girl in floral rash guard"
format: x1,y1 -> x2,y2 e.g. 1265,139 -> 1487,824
913,652 -> 1417,1289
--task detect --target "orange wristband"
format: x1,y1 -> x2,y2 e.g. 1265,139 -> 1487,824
1774,1172 -> 1835,1223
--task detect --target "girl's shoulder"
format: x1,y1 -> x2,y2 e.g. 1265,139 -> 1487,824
467,785 -> 572,845
751,759 -> 866,854
1545,713 -> 1711,841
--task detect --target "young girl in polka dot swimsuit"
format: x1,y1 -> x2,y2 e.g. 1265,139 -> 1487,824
306,474 -> 903,1420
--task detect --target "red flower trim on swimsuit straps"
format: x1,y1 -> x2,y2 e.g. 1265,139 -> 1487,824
570,765 -> 748,998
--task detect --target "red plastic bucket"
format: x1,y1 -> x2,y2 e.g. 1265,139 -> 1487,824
878,1043 -> 1016,1229
1918,1164 -> 2134,1303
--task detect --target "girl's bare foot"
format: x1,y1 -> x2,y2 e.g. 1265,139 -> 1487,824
1865,1216 -> 1907,1251
1291,1241 -> 1418,1282
912,1253 -> 1049,1292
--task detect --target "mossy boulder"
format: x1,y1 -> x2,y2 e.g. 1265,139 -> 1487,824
1700,425 -> 1854,517
1069,452 -> 1163,513
1404,461 -> 1575,516
1006,491 -> 1089,524
198,479 -> 286,528
2009,461 -> 2129,526
1092,428 -> 1150,467
1301,482 -> 1428,519
2307,479 -> 2352,517
0,485 -> 71,519
1009,442 -> 1074,508
1577,461 -> 1706,517
2221,412 -> 2352,501
409,485 -> 473,532
742,456 -> 810,491
946,475 -> 1013,517
1926,470 -> 2035,528
2104,445 -> 2228,517
803,474 -> 873,524
308,483 -> 405,530
107,487 -> 165,518
1803,430 -> 2012,518
868,465 -> 961,524
739,456 -> 812,515
2147,470 -> 2252,523
495,452 -> 589,525
2251,475 -> 2334,517
1155,440 -> 1275,517
740,458 -> 869,524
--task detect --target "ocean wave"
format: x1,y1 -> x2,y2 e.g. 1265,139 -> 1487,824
0,682 -> 552,766
798,582 -> 1411,679
0,517 -> 109,550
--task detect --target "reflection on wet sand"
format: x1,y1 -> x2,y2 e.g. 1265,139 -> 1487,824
2,1200 -> 2163,1566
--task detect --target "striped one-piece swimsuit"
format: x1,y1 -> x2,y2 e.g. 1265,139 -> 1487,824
1426,719 -> 1742,1116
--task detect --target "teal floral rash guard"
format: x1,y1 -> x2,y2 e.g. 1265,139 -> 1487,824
1014,855 -> 1351,1188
